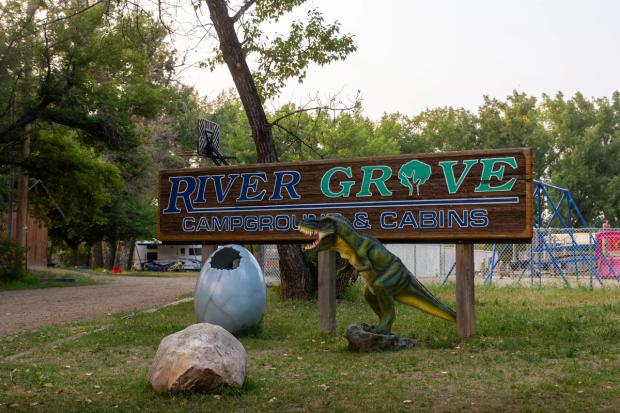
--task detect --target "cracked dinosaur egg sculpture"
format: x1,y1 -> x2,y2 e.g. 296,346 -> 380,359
194,245 -> 266,333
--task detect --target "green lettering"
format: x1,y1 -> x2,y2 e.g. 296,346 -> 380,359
439,159 -> 478,194
320,166 -> 355,198
474,157 -> 517,192
356,165 -> 393,197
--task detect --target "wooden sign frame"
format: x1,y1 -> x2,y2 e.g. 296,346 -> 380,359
158,148 -> 532,244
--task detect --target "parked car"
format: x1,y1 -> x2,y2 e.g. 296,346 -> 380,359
175,257 -> 202,271
142,257 -> 201,272
144,261 -> 173,272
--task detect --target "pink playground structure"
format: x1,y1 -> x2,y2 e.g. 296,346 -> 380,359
596,230 -> 620,279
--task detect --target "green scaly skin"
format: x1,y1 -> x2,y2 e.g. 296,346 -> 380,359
299,215 -> 456,334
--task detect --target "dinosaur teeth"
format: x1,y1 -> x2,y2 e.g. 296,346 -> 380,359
304,238 -> 320,250
299,226 -> 318,236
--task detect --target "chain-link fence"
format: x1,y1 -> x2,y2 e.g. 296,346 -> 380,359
256,228 -> 620,287
471,228 -> 620,287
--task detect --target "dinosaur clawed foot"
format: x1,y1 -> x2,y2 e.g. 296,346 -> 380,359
360,323 -> 393,335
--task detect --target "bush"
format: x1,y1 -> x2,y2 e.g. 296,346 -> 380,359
0,239 -> 26,282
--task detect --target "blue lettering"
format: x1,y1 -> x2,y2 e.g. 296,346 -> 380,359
196,216 -> 210,231
270,171 -> 302,200
447,210 -> 468,228
259,215 -> 274,231
245,216 -> 258,231
194,176 -> 211,203
380,211 -> 398,229
211,174 -> 240,203
420,211 -> 438,228
212,216 -> 229,231
163,176 -> 197,214
470,209 -> 489,227
237,172 -> 268,202
275,215 -> 291,231
230,216 -> 243,230
399,211 -> 418,229
182,217 -> 195,232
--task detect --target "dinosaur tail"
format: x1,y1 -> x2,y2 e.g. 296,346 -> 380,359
395,278 -> 457,322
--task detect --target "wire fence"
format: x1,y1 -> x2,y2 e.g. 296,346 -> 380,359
257,228 -> 620,287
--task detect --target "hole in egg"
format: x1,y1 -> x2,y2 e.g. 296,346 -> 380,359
210,247 -> 242,270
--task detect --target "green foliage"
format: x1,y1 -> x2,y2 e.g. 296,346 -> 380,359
27,127 -> 124,248
477,92 -> 552,179
0,0 -> 184,262
205,0 -> 356,101
206,91 -> 256,164
0,0 -> 176,161
250,7 -> 357,99
543,92 -> 620,226
0,239 -> 26,282
206,90 -> 619,226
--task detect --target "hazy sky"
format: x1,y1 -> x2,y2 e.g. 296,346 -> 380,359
183,0 -> 620,119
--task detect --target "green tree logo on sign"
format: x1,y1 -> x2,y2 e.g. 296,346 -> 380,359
398,160 -> 432,196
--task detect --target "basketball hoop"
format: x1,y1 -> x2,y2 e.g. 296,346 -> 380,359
197,119 -> 235,165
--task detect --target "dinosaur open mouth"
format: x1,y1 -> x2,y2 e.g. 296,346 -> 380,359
299,226 -> 322,250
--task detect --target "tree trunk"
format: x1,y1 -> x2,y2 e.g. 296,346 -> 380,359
112,240 -> 121,270
90,242 -> 103,269
127,239 -> 136,270
201,244 -> 216,267
206,0 -> 315,299
70,245 -> 79,266
106,241 -> 117,270
15,127 -> 30,271
277,244 -> 317,300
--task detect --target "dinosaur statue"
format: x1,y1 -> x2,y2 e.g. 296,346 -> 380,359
299,215 -> 456,334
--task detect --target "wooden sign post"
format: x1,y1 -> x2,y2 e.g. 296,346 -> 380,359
158,148 -> 533,338
318,250 -> 337,334
456,243 -> 476,338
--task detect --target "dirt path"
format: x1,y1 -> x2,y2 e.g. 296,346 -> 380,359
0,275 -> 197,336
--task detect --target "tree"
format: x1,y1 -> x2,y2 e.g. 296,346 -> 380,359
477,92 -> 552,179
405,107 -> 477,153
27,126 -> 124,265
0,0 -> 181,269
543,92 -> 620,226
0,0 -> 174,160
203,0 -> 356,299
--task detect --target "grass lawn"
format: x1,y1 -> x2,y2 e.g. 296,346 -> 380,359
0,284 -> 618,412
0,270 -> 100,291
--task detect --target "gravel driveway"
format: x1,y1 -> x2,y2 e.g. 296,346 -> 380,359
0,275 -> 197,336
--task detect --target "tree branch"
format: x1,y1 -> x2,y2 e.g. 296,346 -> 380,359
0,69 -> 23,118
269,104 -> 355,126
231,0 -> 256,23
44,0 -> 108,25
273,123 -> 323,159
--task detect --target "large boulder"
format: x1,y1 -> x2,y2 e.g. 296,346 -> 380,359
147,323 -> 247,393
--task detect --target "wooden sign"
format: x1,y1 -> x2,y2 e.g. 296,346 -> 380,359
158,148 -> 532,243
